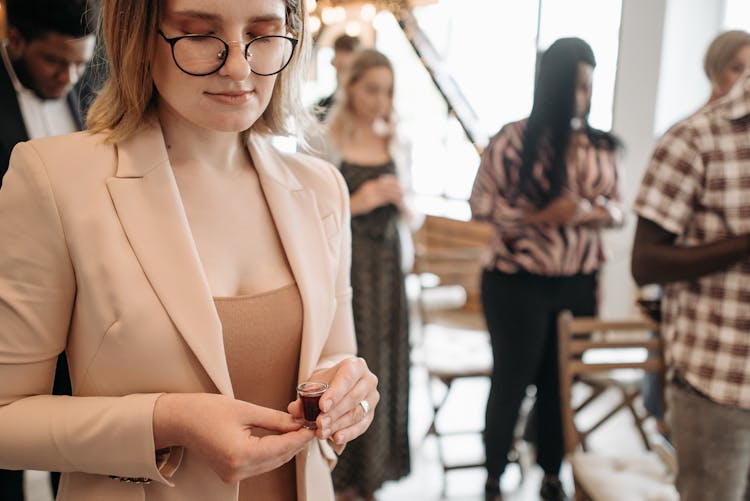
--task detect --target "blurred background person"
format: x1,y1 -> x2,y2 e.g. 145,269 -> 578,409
470,37 -> 623,501
631,66 -> 750,501
637,28 -> 750,439
704,29 -> 750,104
0,0 -> 95,499
320,48 -> 419,501
315,33 -> 361,122
0,0 -> 95,183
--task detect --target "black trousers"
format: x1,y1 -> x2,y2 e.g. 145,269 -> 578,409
0,354 -> 70,500
481,270 -> 597,478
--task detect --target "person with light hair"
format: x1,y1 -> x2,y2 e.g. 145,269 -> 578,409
0,1 -> 379,500
638,28 -> 750,439
631,28 -> 750,501
320,48 -> 418,501
704,29 -> 750,104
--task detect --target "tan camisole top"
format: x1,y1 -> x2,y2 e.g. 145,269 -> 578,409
214,283 -> 303,501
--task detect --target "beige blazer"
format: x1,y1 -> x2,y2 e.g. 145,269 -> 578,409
0,122 -> 356,501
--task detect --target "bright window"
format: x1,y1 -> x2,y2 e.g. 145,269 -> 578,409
410,0 -> 622,135
308,1 -> 623,216
537,0 -> 622,132
412,0 -> 539,135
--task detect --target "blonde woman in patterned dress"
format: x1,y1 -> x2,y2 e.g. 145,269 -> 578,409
323,49 -> 419,501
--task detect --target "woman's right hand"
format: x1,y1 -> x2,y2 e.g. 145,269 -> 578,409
153,393 -> 315,483
349,174 -> 403,216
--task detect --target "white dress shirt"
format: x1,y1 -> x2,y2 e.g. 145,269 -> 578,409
2,45 -> 78,139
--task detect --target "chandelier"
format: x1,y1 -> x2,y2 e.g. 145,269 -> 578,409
306,0 -> 435,35
0,0 -> 7,41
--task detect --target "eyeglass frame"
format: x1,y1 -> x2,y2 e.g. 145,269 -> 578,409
157,29 -> 299,77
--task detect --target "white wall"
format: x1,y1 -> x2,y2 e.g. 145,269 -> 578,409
600,0 -> 725,317
654,0 -> 725,134
601,0 -> 667,317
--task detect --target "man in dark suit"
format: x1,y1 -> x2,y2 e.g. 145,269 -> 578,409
0,0 -> 95,498
0,0 -> 95,184
314,34 -> 360,122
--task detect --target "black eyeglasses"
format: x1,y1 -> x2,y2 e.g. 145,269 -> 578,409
158,30 -> 298,77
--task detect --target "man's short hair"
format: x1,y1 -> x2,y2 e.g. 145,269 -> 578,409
7,0 -> 96,41
333,34 -> 361,53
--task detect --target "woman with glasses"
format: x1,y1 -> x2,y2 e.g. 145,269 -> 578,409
0,1 -> 378,500
470,37 -> 622,501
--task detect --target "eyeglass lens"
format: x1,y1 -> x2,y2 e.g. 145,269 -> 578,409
172,36 -> 294,76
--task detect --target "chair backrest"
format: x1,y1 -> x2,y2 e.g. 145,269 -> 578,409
412,215 -> 492,312
557,310 -> 663,455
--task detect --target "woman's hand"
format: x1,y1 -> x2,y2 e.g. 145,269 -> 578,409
350,175 -> 403,216
525,194 -> 579,225
287,357 -> 379,446
154,393 -> 315,483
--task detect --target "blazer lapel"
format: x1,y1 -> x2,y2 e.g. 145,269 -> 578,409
247,134 -> 336,382
106,122 -> 232,397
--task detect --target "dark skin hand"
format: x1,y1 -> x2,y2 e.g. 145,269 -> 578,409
631,216 -> 750,285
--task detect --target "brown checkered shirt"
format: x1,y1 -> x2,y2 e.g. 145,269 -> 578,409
634,74 -> 750,409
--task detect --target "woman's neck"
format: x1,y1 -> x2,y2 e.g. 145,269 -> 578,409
157,103 -> 248,172
351,116 -> 391,142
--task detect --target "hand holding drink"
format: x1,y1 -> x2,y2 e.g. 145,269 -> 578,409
288,357 -> 379,445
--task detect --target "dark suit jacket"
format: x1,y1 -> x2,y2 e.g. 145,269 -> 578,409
0,62 -> 86,186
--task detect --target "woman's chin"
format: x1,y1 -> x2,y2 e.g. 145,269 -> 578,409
206,115 -> 258,133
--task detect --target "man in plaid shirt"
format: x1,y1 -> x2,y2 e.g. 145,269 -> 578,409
632,72 -> 750,500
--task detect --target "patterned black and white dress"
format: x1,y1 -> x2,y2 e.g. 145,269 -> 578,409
332,159 -> 411,496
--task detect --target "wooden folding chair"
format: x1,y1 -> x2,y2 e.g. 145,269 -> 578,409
557,310 -> 678,501
412,216 -> 496,496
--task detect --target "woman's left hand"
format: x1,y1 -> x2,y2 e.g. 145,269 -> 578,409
287,357 -> 379,445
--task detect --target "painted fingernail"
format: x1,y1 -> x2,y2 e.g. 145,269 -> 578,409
321,417 -> 331,428
322,400 -> 332,412
321,428 -> 331,439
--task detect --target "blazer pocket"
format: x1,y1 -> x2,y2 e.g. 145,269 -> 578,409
321,213 -> 338,240
321,213 -> 340,261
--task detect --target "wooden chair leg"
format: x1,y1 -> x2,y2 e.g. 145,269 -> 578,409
618,386 -> 652,450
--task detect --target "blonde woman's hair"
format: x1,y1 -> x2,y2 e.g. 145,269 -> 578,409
87,0 -> 313,143
704,29 -> 750,83
327,49 -> 395,143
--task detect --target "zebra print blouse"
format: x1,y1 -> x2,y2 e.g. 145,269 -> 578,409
470,119 -> 621,276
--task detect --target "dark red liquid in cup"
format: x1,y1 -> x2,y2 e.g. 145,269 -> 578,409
296,382 -> 328,430
301,394 -> 322,422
